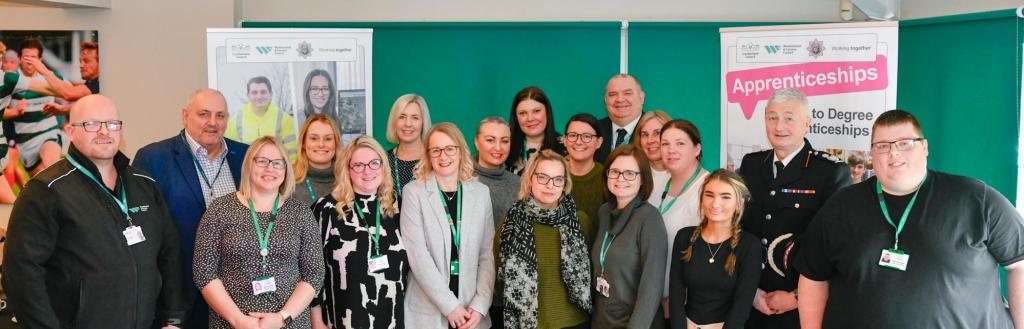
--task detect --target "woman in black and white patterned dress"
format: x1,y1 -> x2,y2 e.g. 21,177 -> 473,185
311,135 -> 409,329
193,136 -> 325,329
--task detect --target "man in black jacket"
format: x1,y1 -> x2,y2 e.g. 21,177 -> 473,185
4,95 -> 187,328
736,88 -> 850,329
595,73 -> 645,163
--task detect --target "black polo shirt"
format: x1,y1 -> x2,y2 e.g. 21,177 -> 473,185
794,170 -> 1024,328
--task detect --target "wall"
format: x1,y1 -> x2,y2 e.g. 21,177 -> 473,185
0,0 -> 235,223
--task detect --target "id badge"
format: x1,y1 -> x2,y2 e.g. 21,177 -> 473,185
879,248 -> 909,271
252,275 -> 277,295
123,226 -> 146,246
450,260 -> 459,276
369,254 -> 390,273
595,276 -> 610,297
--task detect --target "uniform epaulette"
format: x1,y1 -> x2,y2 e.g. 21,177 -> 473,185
810,150 -> 843,164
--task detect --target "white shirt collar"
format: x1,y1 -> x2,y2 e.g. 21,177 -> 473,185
773,141 -> 806,167
612,114 -> 642,134
183,131 -> 227,158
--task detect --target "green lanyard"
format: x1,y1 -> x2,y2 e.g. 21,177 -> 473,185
659,167 -> 702,214
354,197 -> 383,256
247,194 -> 280,268
304,178 -> 316,202
391,151 -> 403,197
598,232 -> 616,276
876,173 -> 927,250
522,141 -> 529,165
436,183 -> 462,247
182,133 -> 226,196
66,156 -> 133,225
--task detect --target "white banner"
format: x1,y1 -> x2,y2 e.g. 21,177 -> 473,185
720,22 -> 897,174
207,28 -> 373,160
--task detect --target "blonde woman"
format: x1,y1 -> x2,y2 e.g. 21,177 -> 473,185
497,150 -> 593,329
633,110 -> 672,190
386,94 -> 432,202
401,123 -> 494,329
668,169 -> 761,329
311,135 -> 408,329
193,136 -> 324,328
294,114 -> 342,205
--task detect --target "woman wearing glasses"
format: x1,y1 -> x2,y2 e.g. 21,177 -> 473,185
591,144 -> 668,329
302,69 -> 338,121
310,135 -> 408,329
497,150 -> 593,329
386,94 -> 432,204
564,113 -> 605,231
293,114 -> 342,205
401,123 -> 495,329
506,86 -> 567,175
193,136 -> 325,328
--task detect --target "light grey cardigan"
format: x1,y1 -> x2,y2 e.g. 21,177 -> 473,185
401,174 -> 495,328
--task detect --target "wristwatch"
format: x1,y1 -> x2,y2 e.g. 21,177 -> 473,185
279,311 -> 293,326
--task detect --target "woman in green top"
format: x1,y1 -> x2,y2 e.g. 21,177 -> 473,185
498,150 -> 593,329
564,113 -> 605,236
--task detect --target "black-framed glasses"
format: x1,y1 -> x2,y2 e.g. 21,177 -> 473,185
565,132 -> 597,143
71,120 -> 123,132
871,138 -> 925,154
350,159 -> 383,173
253,157 -> 287,170
309,87 -> 331,95
607,168 -> 640,181
533,173 -> 566,187
429,145 -> 459,157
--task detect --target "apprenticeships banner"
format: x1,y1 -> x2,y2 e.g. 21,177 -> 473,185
720,22 -> 897,172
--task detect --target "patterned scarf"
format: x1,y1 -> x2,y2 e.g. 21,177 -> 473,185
499,196 -> 592,329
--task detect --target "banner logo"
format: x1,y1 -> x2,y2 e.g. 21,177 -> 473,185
807,39 -> 825,58
765,45 -> 781,54
255,46 -> 273,55
296,41 -> 313,59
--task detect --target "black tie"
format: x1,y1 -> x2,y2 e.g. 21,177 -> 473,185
614,128 -> 627,149
774,161 -> 785,180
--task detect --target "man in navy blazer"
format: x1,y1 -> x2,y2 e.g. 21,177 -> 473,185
595,73 -> 645,163
133,89 -> 248,329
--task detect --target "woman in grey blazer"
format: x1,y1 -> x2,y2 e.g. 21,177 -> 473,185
401,122 -> 495,329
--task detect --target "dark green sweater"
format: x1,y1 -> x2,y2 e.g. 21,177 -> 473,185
570,163 -> 605,242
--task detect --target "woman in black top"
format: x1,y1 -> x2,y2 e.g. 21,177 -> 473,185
385,94 -> 433,203
506,86 -> 566,175
310,135 -> 408,329
669,169 -> 761,329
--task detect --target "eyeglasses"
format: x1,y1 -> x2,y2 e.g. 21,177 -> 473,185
607,168 -> 640,181
350,159 -> 383,172
871,138 -> 924,154
71,120 -> 123,132
429,145 -> 459,157
533,173 -> 566,187
253,157 -> 287,169
309,87 -> 331,95
565,132 -> 597,143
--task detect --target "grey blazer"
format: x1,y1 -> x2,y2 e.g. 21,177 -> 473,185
401,174 -> 495,328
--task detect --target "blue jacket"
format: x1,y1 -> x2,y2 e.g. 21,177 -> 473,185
132,131 -> 248,280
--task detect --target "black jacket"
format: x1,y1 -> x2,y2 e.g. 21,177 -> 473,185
595,115 -> 642,164
3,145 -> 187,328
736,140 -> 851,293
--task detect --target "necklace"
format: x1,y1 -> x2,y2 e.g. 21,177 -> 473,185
443,190 -> 457,201
706,239 -> 725,264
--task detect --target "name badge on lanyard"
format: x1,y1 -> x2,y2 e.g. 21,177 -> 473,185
123,226 -> 146,246
252,275 -> 277,295
369,255 -> 390,273
876,174 -> 926,272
